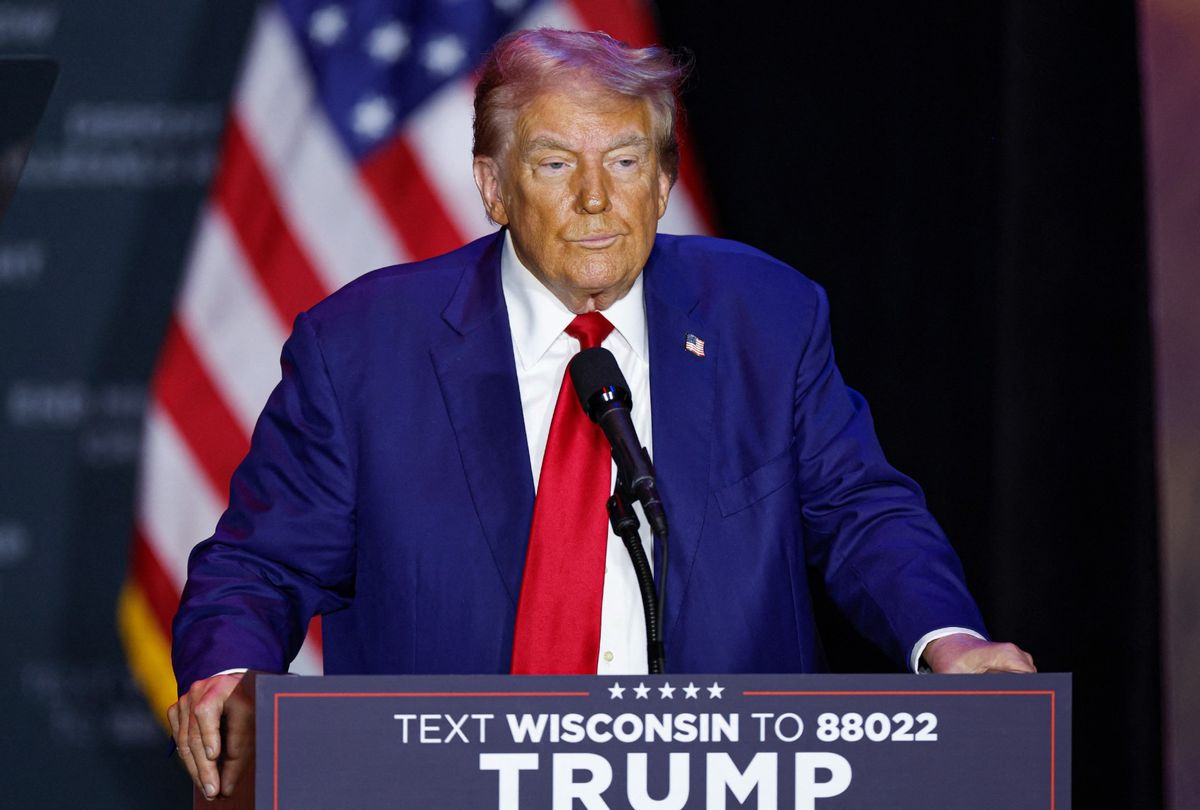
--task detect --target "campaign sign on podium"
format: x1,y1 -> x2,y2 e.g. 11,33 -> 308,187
256,672 -> 1070,809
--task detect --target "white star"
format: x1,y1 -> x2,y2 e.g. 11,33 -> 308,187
309,5 -> 348,46
351,95 -> 395,140
707,682 -> 725,699
366,21 -> 410,63
422,34 -> 467,76
683,682 -> 700,699
493,0 -> 523,12
658,682 -> 676,699
633,682 -> 651,699
608,682 -> 625,699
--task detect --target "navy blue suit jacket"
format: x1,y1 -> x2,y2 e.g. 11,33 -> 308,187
172,231 -> 986,691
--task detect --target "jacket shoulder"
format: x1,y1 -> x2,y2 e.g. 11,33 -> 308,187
651,233 -> 823,316
301,233 -> 498,335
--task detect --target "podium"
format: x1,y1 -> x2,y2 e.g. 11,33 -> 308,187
195,672 -> 1070,808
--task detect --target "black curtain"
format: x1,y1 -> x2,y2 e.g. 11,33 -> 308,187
653,1 -> 1160,806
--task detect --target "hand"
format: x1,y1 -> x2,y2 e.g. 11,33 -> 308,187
922,633 -> 1037,673
167,672 -> 252,800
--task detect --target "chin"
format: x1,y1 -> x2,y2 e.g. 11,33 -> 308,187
569,256 -> 632,288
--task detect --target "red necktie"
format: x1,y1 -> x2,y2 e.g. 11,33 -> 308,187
510,312 -> 615,674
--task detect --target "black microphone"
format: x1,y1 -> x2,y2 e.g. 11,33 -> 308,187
569,347 -> 668,538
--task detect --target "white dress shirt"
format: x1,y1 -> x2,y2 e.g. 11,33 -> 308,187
500,231 -> 655,675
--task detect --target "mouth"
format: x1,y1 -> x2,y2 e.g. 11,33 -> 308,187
570,233 -> 621,249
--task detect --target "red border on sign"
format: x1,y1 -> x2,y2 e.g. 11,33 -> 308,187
743,689 -> 1059,810
272,690 -> 591,810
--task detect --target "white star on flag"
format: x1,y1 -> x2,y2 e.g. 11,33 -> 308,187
366,21 -> 410,63
634,682 -> 651,699
309,5 -> 348,46
422,34 -> 466,75
658,682 -> 676,699
683,682 -> 700,699
352,94 -> 395,140
608,682 -> 626,699
707,682 -> 725,699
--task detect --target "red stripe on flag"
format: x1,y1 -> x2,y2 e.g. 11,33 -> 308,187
359,135 -> 465,260
214,119 -> 332,324
130,525 -> 182,641
568,0 -> 659,46
152,319 -> 250,497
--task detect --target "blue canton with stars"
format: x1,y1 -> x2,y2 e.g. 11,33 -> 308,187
279,0 -> 535,159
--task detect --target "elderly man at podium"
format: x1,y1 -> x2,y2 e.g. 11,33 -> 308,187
168,28 -> 1034,799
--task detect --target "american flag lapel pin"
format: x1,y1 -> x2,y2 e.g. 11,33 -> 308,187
684,333 -> 706,357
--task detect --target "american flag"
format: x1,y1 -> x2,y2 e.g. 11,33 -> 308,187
117,0 -> 713,720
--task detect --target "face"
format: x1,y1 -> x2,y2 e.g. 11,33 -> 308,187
473,82 -> 673,313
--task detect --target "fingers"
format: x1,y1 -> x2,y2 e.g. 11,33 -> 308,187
169,696 -> 204,791
192,687 -> 225,761
171,676 -> 241,800
218,687 -> 256,796
188,700 -> 221,799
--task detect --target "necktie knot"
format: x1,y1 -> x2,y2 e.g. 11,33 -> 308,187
565,312 -> 614,350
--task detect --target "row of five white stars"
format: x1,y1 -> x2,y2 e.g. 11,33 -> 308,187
608,681 -> 725,700
311,7 -> 467,74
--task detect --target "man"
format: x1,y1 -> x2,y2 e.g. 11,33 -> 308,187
169,29 -> 1034,799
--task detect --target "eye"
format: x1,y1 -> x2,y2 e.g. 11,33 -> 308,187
538,159 -> 572,174
614,158 -> 638,169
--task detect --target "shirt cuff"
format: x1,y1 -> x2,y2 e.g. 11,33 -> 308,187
910,627 -> 986,673
212,668 -> 250,677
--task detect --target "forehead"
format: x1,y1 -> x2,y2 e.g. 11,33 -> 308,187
513,82 -> 653,152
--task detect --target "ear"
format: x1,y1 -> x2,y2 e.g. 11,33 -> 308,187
473,156 -> 509,226
655,168 -> 672,220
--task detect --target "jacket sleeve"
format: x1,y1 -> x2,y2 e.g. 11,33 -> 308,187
792,282 -> 988,668
171,311 -> 357,693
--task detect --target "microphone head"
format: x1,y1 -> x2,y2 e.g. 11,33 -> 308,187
569,347 -> 631,420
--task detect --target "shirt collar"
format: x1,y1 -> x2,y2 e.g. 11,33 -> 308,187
500,229 -> 648,370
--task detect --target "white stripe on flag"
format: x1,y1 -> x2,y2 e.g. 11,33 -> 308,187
404,79 -> 496,243
177,208 -> 290,435
236,6 -> 407,290
137,406 -> 226,588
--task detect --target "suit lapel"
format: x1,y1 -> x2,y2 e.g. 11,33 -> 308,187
430,233 -> 534,608
644,246 -> 716,644
428,234 -> 718,629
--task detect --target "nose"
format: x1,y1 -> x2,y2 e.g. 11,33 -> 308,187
576,163 -> 610,214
